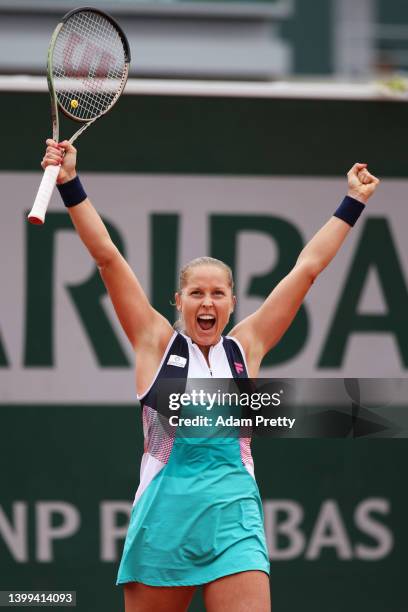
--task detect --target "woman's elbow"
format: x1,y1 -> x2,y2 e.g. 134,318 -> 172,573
94,240 -> 118,269
296,257 -> 322,283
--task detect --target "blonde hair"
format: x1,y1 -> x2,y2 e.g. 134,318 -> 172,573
173,257 -> 234,331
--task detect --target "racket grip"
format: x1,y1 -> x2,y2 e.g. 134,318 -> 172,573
27,164 -> 60,225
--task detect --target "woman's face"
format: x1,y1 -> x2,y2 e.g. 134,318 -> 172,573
175,265 -> 235,346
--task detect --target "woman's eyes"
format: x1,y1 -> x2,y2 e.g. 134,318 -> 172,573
190,290 -> 225,296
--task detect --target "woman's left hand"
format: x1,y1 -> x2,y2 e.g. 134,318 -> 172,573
347,163 -> 380,204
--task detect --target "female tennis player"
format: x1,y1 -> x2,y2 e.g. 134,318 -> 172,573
42,139 -> 379,612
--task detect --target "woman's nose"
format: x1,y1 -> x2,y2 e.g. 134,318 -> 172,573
202,294 -> 213,306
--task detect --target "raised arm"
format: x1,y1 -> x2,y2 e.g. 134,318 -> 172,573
230,163 -> 380,371
42,139 -> 172,351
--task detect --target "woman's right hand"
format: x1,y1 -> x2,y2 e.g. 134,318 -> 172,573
41,139 -> 77,184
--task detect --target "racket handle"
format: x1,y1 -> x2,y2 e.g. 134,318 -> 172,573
27,164 -> 60,225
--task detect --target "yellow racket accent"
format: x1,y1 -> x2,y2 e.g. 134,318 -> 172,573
70,99 -> 79,109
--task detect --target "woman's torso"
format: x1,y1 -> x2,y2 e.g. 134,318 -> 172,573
135,327 -> 260,397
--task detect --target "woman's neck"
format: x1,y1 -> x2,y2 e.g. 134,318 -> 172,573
198,344 -> 210,363
183,332 -> 221,365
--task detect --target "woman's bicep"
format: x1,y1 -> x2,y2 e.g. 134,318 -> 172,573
99,248 -> 172,348
231,261 -> 315,358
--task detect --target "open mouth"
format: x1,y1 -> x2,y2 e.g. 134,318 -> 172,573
197,314 -> 216,331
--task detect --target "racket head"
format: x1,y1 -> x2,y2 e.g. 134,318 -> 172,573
47,7 -> 131,124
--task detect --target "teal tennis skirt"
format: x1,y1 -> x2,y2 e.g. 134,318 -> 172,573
116,434 -> 270,587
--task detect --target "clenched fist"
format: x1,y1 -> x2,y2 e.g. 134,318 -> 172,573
41,139 -> 77,185
347,163 -> 380,204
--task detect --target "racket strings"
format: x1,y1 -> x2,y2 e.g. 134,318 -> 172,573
52,10 -> 127,121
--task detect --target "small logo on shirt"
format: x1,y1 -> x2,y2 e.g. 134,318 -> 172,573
167,354 -> 187,368
234,362 -> 244,374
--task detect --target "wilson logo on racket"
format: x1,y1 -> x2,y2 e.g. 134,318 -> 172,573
63,32 -> 117,80
28,7 -> 131,225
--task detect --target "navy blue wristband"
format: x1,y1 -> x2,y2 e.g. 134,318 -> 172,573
57,175 -> 87,208
334,195 -> 365,227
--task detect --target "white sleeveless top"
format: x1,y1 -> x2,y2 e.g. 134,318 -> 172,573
134,331 -> 253,506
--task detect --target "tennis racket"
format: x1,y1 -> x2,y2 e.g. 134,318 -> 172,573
28,6 -> 131,225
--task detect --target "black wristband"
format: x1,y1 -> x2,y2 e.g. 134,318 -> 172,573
57,175 -> 87,208
334,195 -> 365,227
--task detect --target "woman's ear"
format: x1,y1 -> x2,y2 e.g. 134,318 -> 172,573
175,292 -> 182,311
231,295 -> 237,313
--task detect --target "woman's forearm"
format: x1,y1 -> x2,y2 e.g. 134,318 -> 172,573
67,197 -> 117,268
296,215 -> 351,278
42,139 -> 117,268
296,163 -> 380,279
49,141 -> 117,267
